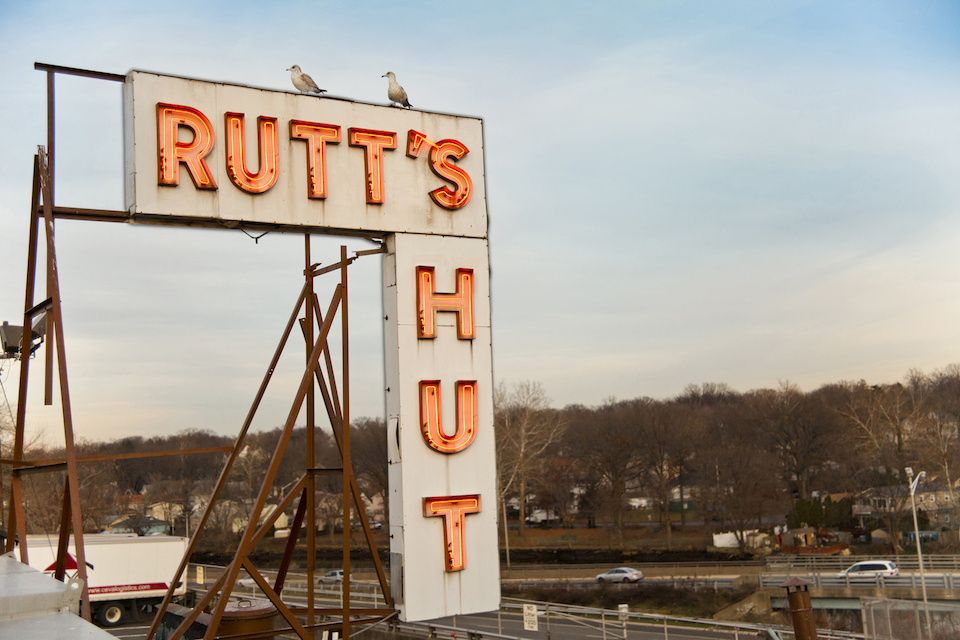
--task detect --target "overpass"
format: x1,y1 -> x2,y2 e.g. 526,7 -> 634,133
713,572 -> 960,619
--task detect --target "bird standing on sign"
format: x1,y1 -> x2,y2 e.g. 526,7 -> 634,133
287,65 -> 326,95
382,72 -> 412,108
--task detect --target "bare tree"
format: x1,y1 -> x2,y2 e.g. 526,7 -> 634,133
910,366 -> 960,526
495,380 -> 565,536
667,403 -> 701,532
699,402 -> 787,551
637,400 -> 672,532
351,417 -> 388,522
841,380 -> 924,552
751,382 -> 844,500
565,399 -> 643,542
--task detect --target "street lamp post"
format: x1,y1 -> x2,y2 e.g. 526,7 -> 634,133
905,467 -> 932,637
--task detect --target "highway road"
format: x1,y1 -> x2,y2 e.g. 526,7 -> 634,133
106,611 -> 754,640
427,609 -> 753,640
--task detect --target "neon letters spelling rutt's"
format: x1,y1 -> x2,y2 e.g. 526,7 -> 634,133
416,266 -> 474,340
290,121 -> 341,199
157,103 -> 217,189
407,130 -> 473,210
224,113 -> 279,194
154,103 -> 474,209
419,380 -> 478,454
422,495 -> 481,572
348,128 -> 397,204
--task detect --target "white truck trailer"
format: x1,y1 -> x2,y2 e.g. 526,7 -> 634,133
18,533 -> 191,627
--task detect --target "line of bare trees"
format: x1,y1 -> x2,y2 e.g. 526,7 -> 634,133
0,414 -> 390,551
495,366 -> 960,552
5,363 -> 959,554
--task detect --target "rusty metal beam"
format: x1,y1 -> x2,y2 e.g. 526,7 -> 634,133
303,233 -> 316,627
354,245 -> 385,257
11,462 -> 66,476
341,245 -> 352,640
156,244 -> 393,640
7,156 -> 42,558
54,477 -> 72,581
309,257 -> 357,278
39,148 -> 91,620
46,206 -> 131,222
43,72 -> 55,406
301,300 -> 393,607
272,487 -> 307,594
212,613 -> 395,640
202,287 -> 342,640
145,285 -> 309,640
163,567 -> 232,640
34,62 -> 126,82
239,558 -> 310,638
0,445 -> 233,469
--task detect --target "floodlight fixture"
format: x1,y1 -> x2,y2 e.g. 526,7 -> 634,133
0,320 -> 46,359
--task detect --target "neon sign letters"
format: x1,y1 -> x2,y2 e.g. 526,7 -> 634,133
156,103 -> 472,210
224,113 -> 279,194
419,380 -> 478,454
416,266 -> 475,340
157,103 -> 217,190
422,495 -> 481,571
416,266 -> 481,570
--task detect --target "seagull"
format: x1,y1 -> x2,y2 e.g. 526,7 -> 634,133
382,72 -> 412,108
287,65 -> 326,95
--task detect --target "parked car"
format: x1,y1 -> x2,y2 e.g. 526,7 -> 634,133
838,561 -> 898,579
318,569 -> 344,585
596,567 -> 643,583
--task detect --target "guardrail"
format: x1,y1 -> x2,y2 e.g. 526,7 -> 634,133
509,576 -> 739,590
766,555 -> 960,572
760,572 -> 960,589
499,597 -> 864,640
504,560 -> 766,573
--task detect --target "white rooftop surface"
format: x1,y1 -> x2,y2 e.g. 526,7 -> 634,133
0,553 -> 113,639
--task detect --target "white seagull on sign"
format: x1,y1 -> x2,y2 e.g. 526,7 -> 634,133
382,72 -> 412,108
287,65 -> 326,95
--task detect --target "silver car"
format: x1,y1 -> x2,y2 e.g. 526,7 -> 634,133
596,567 -> 643,583
318,569 -> 344,585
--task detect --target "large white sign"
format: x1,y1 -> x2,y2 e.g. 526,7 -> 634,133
384,233 -> 499,621
122,71 -> 499,622
123,71 -> 487,238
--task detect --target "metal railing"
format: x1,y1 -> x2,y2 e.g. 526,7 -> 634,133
504,560 -> 766,573
766,555 -> 960,572
760,572 -> 960,590
861,597 -> 960,640
497,596 -> 864,640
509,576 -> 739,590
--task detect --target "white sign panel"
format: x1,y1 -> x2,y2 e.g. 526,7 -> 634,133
384,233 -> 499,621
523,604 -> 539,631
123,71 -> 487,238
122,70 -> 499,622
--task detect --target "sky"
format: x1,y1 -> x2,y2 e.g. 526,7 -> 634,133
1,1 -> 959,444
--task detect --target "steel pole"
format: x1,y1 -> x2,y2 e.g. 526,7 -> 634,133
909,473 -> 932,638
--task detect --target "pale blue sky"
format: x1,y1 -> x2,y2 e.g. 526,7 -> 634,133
1,1 -> 958,442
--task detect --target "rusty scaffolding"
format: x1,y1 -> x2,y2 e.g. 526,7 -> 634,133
1,62 -> 394,639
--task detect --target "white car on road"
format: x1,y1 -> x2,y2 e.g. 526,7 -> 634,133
596,567 -> 643,583
838,561 -> 898,579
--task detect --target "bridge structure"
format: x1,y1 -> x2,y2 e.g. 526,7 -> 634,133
741,572 -> 960,614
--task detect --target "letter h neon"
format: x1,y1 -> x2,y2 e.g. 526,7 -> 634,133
416,266 -> 474,340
